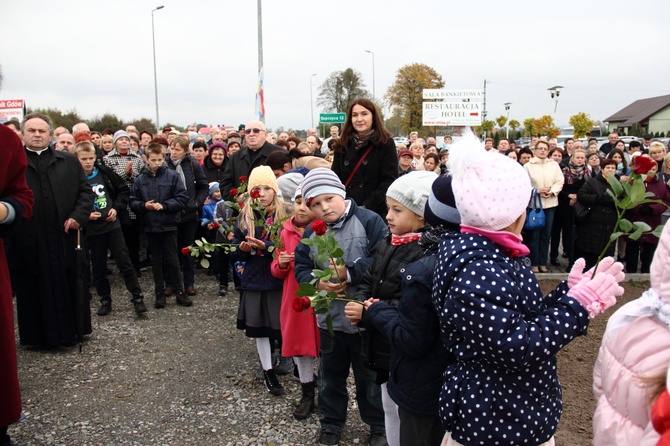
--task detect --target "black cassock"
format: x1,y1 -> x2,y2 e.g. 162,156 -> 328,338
9,148 -> 94,347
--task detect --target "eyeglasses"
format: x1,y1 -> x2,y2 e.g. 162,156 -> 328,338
244,128 -> 265,135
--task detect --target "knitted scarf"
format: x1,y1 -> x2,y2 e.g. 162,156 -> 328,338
461,225 -> 530,258
390,232 -> 422,246
353,130 -> 374,150
171,156 -> 187,188
565,162 -> 586,182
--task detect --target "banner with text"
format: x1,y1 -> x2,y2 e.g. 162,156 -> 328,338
0,99 -> 25,123
422,101 -> 483,126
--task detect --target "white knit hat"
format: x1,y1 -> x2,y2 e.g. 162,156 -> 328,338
386,170 -> 437,217
447,130 -> 531,231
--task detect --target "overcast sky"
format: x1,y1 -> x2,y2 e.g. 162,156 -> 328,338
1,0 -> 669,133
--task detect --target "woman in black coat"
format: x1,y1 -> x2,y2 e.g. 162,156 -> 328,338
331,98 -> 398,217
201,142 -> 228,185
574,159 -> 620,269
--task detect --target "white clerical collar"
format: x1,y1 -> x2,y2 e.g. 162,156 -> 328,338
26,147 -> 50,155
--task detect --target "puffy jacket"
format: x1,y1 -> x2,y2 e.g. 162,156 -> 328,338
576,173 -> 621,255
355,234 -> 426,375
294,199 -> 387,334
593,222 -> 670,446
129,165 -> 188,233
166,154 -> 209,223
331,138 -> 398,217
432,232 -> 590,445
365,228 -> 455,417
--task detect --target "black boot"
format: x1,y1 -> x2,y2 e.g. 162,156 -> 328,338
293,381 -> 315,420
97,300 -> 112,316
154,293 -> 166,309
176,292 -> 193,307
1,426 -> 11,446
262,369 -> 284,396
132,295 -> 148,315
218,284 -> 228,297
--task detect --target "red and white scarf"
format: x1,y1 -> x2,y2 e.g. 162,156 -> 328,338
391,232 -> 422,246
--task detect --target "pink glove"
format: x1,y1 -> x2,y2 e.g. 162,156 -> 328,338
568,273 -> 625,318
568,257 -> 625,289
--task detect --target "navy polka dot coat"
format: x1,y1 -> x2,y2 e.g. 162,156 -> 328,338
432,232 -> 590,445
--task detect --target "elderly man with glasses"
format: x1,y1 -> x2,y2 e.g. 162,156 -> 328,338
220,120 -> 284,200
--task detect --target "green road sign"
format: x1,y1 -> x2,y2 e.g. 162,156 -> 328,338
319,113 -> 346,124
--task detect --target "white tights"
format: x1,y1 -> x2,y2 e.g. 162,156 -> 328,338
292,356 -> 315,383
381,382 -> 400,446
256,337 -> 273,371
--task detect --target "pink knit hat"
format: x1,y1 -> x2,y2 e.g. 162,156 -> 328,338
447,130 -> 532,231
651,222 -> 670,303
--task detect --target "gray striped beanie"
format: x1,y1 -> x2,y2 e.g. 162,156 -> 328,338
301,168 -> 346,205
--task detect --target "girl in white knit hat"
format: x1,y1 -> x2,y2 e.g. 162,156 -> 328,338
432,131 -> 626,446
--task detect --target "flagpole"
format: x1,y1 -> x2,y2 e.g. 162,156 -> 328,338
257,0 -> 265,123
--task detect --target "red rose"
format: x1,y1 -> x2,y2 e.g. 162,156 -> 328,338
181,247 -> 191,256
239,176 -> 248,183
292,296 -> 311,312
239,201 -> 245,210
632,155 -> 657,175
250,189 -> 261,199
230,188 -> 238,197
211,222 -> 219,229
311,219 -> 327,236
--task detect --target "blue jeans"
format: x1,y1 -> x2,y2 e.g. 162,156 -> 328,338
164,221 -> 198,288
317,329 -> 385,434
526,207 -> 556,267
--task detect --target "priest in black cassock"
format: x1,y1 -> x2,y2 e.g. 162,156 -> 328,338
9,113 -> 94,347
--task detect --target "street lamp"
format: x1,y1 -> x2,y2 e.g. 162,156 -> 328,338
548,85 -> 563,115
310,73 -> 317,129
151,5 -> 164,132
365,50 -> 375,99
504,102 -> 511,138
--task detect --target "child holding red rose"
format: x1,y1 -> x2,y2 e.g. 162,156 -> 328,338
232,166 -> 288,396
200,182 -> 224,286
294,168 -> 389,446
270,184 -> 320,420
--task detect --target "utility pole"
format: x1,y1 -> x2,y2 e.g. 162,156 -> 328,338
257,0 -> 264,123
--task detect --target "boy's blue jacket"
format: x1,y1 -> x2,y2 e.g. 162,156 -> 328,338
129,165 -> 188,233
294,199 -> 387,334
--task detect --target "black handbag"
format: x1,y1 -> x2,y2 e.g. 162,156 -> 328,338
524,189 -> 546,230
573,201 -> 591,221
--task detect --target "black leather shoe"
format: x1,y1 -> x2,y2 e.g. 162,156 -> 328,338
97,301 -> 112,316
550,258 -> 560,266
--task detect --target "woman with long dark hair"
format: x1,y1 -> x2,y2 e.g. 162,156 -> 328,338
331,98 -> 398,217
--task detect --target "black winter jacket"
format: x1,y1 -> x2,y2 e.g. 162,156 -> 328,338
331,138 -> 398,217
94,161 -> 131,227
166,154 -> 209,223
220,142 -> 285,200
202,155 -> 227,185
365,228 -> 455,417
355,232 -> 427,377
575,173 -> 620,254
129,165 -> 188,233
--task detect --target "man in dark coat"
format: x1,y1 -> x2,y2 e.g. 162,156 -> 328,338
0,98 -> 34,444
220,119 -> 284,200
9,113 -> 95,347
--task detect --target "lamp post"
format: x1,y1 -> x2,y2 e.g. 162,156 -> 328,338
548,85 -> 563,116
365,50 -> 375,100
310,73 -> 317,129
151,5 -> 164,132
504,102 -> 511,138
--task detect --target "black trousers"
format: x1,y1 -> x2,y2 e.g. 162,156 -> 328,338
625,240 -> 657,273
89,227 -> 143,302
146,231 -> 183,296
121,219 -> 141,271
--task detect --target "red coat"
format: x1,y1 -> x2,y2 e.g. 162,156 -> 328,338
0,125 -> 33,426
271,217 -> 319,357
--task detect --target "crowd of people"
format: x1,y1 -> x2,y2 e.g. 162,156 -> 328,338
2,94 -> 670,446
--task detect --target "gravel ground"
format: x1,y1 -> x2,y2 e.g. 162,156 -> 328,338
8,266 -> 650,445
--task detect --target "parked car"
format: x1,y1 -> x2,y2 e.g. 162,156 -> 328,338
393,136 -> 409,146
